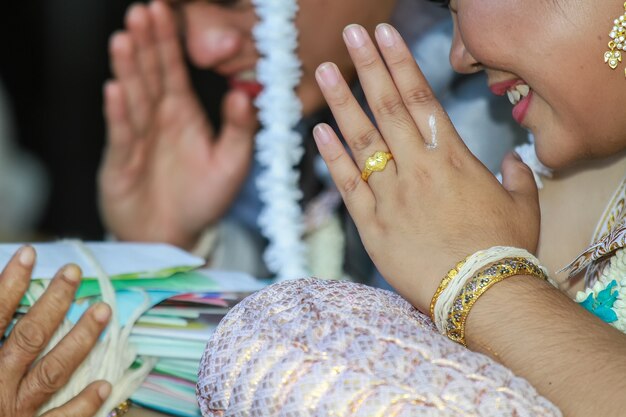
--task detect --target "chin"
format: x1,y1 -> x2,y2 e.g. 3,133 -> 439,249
532,132 -> 580,171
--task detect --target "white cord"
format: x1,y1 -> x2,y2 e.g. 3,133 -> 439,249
34,240 -> 156,417
433,246 -> 551,334
252,0 -> 309,280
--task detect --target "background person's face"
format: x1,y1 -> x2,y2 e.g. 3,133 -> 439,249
449,0 -> 626,169
174,0 -> 396,116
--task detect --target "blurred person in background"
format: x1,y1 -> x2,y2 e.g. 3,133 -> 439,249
99,0 -> 525,283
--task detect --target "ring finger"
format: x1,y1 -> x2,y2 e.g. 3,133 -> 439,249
315,62 -> 396,190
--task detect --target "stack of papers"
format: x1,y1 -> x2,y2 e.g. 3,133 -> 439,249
127,271 -> 265,416
2,242 -> 266,417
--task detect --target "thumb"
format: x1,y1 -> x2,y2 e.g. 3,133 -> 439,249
214,89 -> 258,178
501,151 -> 539,205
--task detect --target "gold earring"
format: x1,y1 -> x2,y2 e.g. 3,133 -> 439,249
605,2 -> 626,78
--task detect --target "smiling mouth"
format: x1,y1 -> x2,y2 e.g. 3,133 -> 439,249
229,69 -> 263,98
506,83 -> 530,106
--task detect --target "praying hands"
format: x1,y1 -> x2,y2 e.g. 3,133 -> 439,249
100,1 -> 258,250
312,23 -> 626,417
0,246 -> 111,417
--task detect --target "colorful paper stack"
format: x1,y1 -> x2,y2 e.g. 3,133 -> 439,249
127,271 -> 266,416
1,242 -> 266,417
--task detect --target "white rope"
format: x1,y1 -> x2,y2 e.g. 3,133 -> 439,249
433,246 -> 552,334
33,240 -> 156,417
252,0 -> 309,280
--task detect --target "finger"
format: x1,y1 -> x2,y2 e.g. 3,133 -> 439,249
315,62 -> 397,190
150,0 -> 191,94
501,152 -> 539,205
109,31 -> 153,133
21,303 -> 111,407
313,123 -> 375,223
375,24 -> 461,152
103,80 -> 136,170
1,265 -> 81,376
213,90 -> 258,182
126,3 -> 163,100
0,246 -> 36,339
342,24 -> 422,162
41,381 -> 111,417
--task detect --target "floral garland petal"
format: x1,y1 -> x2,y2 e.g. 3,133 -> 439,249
252,0 -> 309,280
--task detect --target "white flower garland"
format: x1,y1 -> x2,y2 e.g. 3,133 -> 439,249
575,248 -> 626,333
252,0 -> 309,280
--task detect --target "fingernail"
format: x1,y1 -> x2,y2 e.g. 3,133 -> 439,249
62,264 -> 82,284
313,124 -> 333,145
512,151 -> 522,161
316,63 -> 340,88
93,303 -> 111,323
376,24 -> 397,48
98,382 -> 112,400
343,24 -> 367,48
18,246 -> 35,267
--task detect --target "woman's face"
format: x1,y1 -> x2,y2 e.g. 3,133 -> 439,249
449,0 -> 626,169
172,0 -> 396,116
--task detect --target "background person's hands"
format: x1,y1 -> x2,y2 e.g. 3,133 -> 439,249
313,24 -> 541,313
0,246 -> 111,417
100,1 -> 258,250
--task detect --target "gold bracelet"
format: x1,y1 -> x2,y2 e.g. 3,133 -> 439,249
429,258 -> 468,321
446,257 -> 548,347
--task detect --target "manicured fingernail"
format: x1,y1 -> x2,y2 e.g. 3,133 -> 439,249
376,23 -> 397,47
18,246 -> 35,267
313,124 -> 333,145
62,264 -> 82,284
316,63 -> 340,88
93,303 -> 111,323
343,24 -> 367,48
98,382 -> 112,400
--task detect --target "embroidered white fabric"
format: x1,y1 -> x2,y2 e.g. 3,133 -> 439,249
197,279 -> 561,417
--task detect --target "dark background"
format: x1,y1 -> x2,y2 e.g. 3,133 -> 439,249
0,0 -> 225,240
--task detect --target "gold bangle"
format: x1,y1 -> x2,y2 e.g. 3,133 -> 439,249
429,258 -> 468,321
446,257 -> 548,347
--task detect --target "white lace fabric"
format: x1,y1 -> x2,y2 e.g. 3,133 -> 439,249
197,279 -> 560,416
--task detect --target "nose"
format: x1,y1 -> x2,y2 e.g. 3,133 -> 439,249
449,25 -> 482,74
183,7 -> 242,68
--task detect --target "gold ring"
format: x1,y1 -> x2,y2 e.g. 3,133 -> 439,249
361,151 -> 393,182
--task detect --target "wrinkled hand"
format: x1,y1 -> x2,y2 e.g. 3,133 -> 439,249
0,246 -> 111,417
100,1 -> 258,249
313,24 -> 540,313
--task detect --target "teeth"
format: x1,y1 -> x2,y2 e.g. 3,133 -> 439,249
516,84 -> 530,96
506,83 -> 530,105
236,69 -> 257,81
507,90 -> 516,105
